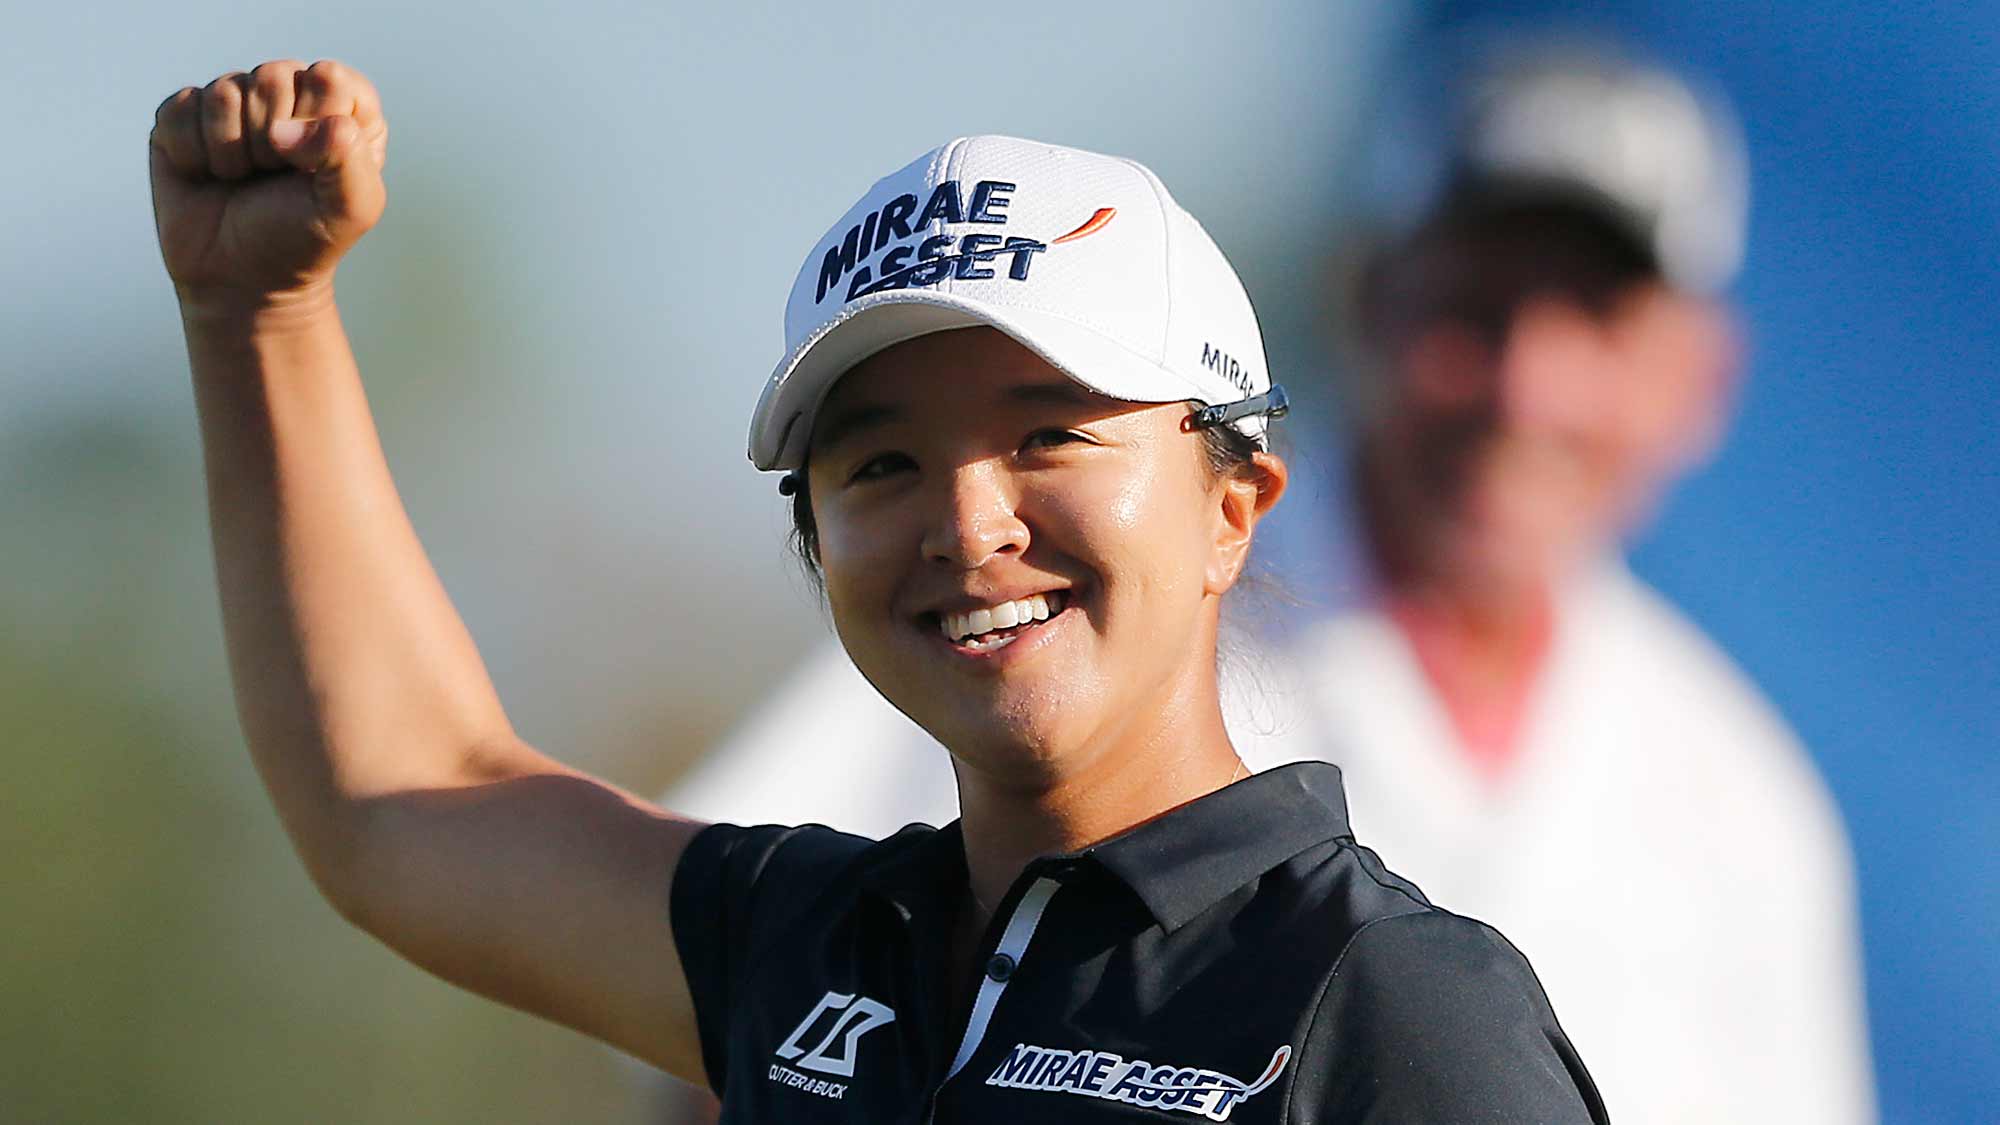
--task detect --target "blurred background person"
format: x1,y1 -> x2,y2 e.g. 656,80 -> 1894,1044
1272,35 -> 1873,1123
651,34 -> 1875,1124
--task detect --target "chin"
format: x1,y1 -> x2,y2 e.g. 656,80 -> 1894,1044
914,683 -> 1094,784
847,609 -> 1120,780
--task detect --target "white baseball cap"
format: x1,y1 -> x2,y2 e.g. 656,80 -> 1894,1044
747,135 -> 1285,472
1357,35 -> 1749,292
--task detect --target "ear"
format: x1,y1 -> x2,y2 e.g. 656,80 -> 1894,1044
1652,294 -> 1742,471
1205,451 -> 1289,596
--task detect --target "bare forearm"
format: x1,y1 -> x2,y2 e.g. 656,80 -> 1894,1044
185,290 -> 533,877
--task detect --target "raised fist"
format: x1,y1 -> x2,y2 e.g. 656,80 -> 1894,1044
151,59 -> 388,306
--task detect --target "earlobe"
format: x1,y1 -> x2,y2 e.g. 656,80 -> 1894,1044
1671,297 -> 1743,468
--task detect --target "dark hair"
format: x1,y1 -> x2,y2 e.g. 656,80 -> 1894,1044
1343,191 -> 1660,401
782,409 -> 1265,591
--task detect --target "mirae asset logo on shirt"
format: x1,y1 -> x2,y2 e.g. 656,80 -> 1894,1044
768,990 -> 896,1100
986,1041 -> 1292,1122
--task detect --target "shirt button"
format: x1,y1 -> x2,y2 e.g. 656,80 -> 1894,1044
985,953 -> 1017,982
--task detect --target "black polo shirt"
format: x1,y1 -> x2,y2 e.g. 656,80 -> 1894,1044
671,762 -> 1606,1123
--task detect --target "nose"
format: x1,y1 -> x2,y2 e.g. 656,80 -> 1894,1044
922,461 -> 1029,569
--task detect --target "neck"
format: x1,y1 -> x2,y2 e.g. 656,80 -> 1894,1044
949,660 -> 1246,926
1356,437 -> 1561,774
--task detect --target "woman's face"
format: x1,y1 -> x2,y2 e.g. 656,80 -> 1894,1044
805,327 -> 1272,783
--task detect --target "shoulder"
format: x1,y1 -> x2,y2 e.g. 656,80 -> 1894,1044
679,819 -> 878,883
673,819 -> 926,924
1582,562 -> 1793,739
1288,603 -> 1402,675
1299,909 -> 1608,1123
1323,908 -> 1544,1010
1588,565 -> 1855,856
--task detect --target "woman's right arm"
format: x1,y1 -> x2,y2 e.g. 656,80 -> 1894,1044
153,60 -> 711,1080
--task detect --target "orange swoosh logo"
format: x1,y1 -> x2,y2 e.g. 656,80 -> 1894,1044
1052,207 -> 1117,243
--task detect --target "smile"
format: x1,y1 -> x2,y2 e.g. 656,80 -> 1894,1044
937,591 -> 1070,652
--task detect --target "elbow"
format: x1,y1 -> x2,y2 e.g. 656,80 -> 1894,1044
273,782 -> 416,937
291,812 -> 380,930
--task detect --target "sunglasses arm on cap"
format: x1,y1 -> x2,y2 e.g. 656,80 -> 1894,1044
1188,384 -> 1290,432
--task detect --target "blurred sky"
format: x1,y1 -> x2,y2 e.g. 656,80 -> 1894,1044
4,1 -> 1994,1122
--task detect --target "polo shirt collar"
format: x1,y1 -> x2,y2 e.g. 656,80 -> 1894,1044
856,820 -> 969,923
857,763 -> 1352,933
1086,762 -> 1353,932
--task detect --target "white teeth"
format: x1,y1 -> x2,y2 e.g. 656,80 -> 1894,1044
939,592 -> 1066,643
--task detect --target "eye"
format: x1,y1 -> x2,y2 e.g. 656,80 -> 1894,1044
846,451 -> 915,485
1021,428 -> 1091,453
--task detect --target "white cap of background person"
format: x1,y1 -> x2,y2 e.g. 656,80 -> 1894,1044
1353,33 -> 1750,293
748,135 -> 1287,474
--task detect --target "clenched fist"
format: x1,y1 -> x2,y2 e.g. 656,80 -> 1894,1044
151,59 -> 388,310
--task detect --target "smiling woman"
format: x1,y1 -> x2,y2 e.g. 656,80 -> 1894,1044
153,60 -> 1607,1122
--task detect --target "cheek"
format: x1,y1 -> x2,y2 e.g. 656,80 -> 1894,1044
1075,468 -> 1150,536
1036,461 -> 1211,606
814,503 -> 908,616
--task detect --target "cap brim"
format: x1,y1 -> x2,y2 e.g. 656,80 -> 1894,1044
748,289 -> 1221,471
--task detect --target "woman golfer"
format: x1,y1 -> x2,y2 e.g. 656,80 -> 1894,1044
152,60 -> 1606,1122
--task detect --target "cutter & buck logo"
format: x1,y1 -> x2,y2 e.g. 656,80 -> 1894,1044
768,990 -> 897,1100
985,1041 -> 1292,1121
815,179 -> 1115,305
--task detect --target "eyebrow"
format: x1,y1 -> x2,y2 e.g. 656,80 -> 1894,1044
811,403 -> 901,457
1005,381 -> 1098,407
812,381 -> 1100,457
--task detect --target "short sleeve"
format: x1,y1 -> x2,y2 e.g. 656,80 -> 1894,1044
1307,910 -> 1609,1124
669,822 -> 874,1092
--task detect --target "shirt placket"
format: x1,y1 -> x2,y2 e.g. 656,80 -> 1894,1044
922,868 -> 1064,1123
